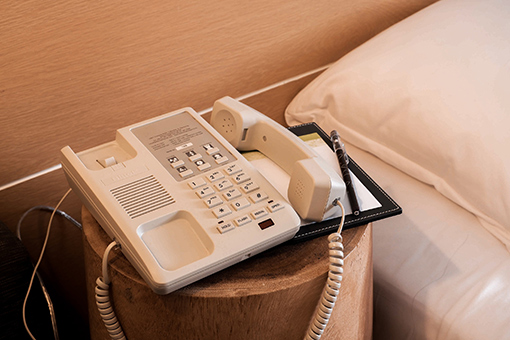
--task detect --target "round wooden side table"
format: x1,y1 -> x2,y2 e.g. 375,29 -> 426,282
81,206 -> 373,340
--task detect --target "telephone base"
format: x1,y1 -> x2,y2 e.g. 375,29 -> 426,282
61,105 -> 301,294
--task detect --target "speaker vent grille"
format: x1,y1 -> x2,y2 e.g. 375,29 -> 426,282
294,179 -> 305,200
110,175 -> 175,219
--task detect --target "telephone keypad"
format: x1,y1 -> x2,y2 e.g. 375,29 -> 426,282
192,163 -> 285,234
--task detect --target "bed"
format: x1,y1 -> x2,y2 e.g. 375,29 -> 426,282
285,0 -> 510,338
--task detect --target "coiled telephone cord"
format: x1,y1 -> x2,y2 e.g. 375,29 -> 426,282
95,241 -> 126,340
304,200 -> 345,340
95,203 -> 345,340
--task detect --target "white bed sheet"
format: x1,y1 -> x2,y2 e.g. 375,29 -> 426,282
345,142 -> 510,340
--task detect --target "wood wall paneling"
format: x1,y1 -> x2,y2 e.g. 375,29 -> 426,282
1,0 -> 438,186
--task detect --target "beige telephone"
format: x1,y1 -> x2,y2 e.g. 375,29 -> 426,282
211,97 -> 346,221
61,96 -> 346,340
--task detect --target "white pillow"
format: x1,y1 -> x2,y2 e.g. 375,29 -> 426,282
285,0 -> 510,249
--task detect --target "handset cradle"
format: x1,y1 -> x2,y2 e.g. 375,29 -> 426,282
211,97 -> 346,221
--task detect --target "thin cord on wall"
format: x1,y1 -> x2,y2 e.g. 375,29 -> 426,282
17,203 -> 82,340
22,188 -> 73,340
17,205 -> 82,240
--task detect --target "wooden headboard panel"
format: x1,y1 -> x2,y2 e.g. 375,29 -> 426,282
0,0 -> 437,336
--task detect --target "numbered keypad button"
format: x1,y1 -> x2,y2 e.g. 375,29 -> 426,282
232,172 -> 250,184
214,179 -> 233,191
207,171 -> 225,182
204,195 -> 223,208
231,197 -> 250,211
225,164 -> 242,175
195,186 -> 215,198
240,181 -> 259,194
188,177 -> 206,189
223,188 -> 242,201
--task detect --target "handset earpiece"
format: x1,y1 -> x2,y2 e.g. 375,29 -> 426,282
211,97 -> 345,221
211,97 -> 314,169
210,98 -> 260,150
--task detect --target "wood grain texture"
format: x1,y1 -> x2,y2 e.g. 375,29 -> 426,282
82,206 -> 373,340
0,0 -> 438,186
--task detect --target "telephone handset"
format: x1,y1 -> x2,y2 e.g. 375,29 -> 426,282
211,97 -> 346,221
